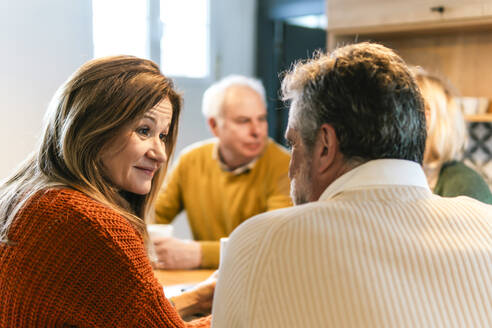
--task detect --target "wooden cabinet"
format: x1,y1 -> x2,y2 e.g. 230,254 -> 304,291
326,0 -> 492,121
328,0 -> 491,32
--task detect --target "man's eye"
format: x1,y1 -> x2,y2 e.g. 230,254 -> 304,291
137,127 -> 150,136
285,139 -> 296,150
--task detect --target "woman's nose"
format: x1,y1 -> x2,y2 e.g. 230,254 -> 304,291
149,138 -> 167,164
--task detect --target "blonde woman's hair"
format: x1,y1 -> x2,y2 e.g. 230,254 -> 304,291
0,55 -> 182,244
413,67 -> 467,171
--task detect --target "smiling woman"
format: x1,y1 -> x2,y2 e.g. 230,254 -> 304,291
0,56 -> 212,327
100,98 -> 174,195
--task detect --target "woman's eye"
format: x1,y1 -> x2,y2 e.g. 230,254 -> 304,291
137,127 -> 150,136
159,133 -> 168,142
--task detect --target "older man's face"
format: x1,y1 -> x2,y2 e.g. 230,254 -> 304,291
285,125 -> 313,205
215,86 -> 268,167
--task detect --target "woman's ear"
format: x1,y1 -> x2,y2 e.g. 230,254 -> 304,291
317,124 -> 339,173
424,106 -> 431,130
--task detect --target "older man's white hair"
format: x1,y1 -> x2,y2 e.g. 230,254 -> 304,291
201,75 -> 266,119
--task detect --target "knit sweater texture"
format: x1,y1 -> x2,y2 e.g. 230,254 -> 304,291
434,160 -> 492,204
155,138 -> 292,268
0,188 -> 210,328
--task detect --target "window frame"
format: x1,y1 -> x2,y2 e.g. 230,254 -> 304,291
147,0 -> 216,85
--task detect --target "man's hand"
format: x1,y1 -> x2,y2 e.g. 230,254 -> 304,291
171,271 -> 218,318
152,237 -> 202,269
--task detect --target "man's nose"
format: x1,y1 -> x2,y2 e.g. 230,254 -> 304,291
250,121 -> 261,137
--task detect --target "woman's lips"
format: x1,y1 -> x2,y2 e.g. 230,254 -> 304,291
135,166 -> 156,177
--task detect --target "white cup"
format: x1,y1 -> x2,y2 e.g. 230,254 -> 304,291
219,237 -> 229,268
147,224 -> 174,240
147,224 -> 173,263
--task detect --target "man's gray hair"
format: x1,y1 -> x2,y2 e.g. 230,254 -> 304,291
202,75 -> 266,119
282,42 -> 427,164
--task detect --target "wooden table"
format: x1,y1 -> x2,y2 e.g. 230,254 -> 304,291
154,269 -> 215,286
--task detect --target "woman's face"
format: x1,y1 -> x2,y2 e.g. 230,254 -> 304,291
100,98 -> 173,195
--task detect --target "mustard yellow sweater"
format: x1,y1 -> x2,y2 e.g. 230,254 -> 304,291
155,138 -> 292,268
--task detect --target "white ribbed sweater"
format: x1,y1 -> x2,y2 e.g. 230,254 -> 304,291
211,160 -> 492,327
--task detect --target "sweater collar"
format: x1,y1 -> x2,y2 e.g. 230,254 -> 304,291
319,159 -> 430,201
212,141 -> 258,175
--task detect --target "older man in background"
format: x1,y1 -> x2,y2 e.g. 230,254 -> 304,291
212,43 -> 492,327
153,75 -> 292,269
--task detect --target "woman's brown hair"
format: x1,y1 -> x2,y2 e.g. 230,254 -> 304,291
0,55 -> 182,243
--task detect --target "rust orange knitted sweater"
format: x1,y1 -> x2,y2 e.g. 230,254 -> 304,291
0,188 -> 211,327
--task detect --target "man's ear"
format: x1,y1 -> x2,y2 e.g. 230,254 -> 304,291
317,123 -> 338,173
208,117 -> 219,137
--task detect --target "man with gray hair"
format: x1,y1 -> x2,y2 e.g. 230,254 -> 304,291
212,43 -> 492,327
153,75 -> 292,269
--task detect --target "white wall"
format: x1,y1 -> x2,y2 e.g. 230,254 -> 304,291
0,0 -> 93,180
214,0 -> 256,78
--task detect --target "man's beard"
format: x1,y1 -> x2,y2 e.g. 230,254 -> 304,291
290,158 -> 313,205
